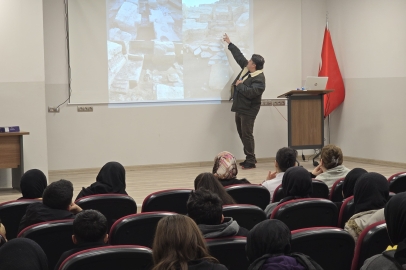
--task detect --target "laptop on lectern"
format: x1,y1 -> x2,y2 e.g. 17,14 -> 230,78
304,76 -> 328,90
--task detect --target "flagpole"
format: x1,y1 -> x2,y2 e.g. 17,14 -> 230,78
326,11 -> 330,145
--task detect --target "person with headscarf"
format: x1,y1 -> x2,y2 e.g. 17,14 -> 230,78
212,151 -> 250,186
76,161 -> 127,200
18,169 -> 47,200
246,219 -> 323,270
0,238 -> 48,270
344,172 -> 389,242
361,192 -> 406,269
342,168 -> 368,199
264,167 -> 313,218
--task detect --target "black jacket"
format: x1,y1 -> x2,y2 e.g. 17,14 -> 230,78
18,202 -> 75,233
228,43 -> 266,117
219,178 -> 250,187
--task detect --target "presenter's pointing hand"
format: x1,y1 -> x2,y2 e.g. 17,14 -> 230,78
223,33 -> 231,44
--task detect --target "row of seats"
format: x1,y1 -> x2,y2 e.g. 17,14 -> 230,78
0,189 -> 393,240
10,218 -> 389,270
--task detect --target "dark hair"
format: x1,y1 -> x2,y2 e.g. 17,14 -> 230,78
73,210 -> 108,244
187,189 -> 223,225
251,54 -> 265,70
152,215 -> 218,270
276,147 -> 297,172
194,173 -> 236,205
42,179 -> 73,210
321,144 -> 344,169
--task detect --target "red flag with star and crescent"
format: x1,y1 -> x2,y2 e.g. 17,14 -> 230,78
319,26 -> 345,117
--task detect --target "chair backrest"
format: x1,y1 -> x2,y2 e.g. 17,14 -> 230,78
329,178 -> 345,202
222,204 -> 266,230
0,199 -> 42,239
75,194 -> 137,230
59,245 -> 153,270
388,172 -> 406,193
338,196 -> 355,228
109,212 -> 178,248
225,184 -> 270,210
206,237 -> 248,270
142,189 -> 192,214
272,180 -> 329,203
351,221 -> 391,270
18,220 -> 75,270
291,227 -> 355,270
270,198 -> 338,231
0,233 -> 6,247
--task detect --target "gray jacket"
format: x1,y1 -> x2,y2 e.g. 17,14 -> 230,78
228,43 -> 265,117
198,217 -> 248,239
361,250 -> 405,270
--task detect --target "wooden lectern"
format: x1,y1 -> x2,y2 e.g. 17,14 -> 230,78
0,132 -> 29,190
277,90 -> 334,150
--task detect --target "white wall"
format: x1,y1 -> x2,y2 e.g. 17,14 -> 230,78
0,0 -> 48,186
326,0 -> 406,162
44,0 -> 302,170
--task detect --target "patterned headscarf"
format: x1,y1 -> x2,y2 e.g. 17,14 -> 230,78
212,151 -> 238,180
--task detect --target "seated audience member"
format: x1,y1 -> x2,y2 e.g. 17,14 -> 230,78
0,238 -> 48,270
54,210 -> 109,270
187,189 -> 249,238
18,179 -> 82,233
262,147 -> 297,202
264,167 -> 312,218
361,192 -> 406,269
311,144 -> 350,189
194,172 -> 236,205
342,168 -> 368,199
0,219 -> 6,241
18,169 -> 47,200
212,151 -> 250,186
344,172 -> 389,242
246,219 -> 323,270
152,215 -> 227,270
76,161 -> 127,200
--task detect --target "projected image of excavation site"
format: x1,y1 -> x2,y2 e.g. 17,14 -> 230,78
107,0 -> 251,103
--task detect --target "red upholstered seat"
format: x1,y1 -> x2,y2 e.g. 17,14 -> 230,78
59,245 -> 153,270
388,172 -> 406,193
270,198 -> 338,231
142,189 -> 192,214
330,178 -> 345,202
222,204 -> 266,230
206,236 -> 248,270
109,211 -> 178,248
225,184 -> 270,209
338,195 -> 355,228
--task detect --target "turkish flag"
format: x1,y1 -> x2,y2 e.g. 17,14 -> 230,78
319,27 -> 345,117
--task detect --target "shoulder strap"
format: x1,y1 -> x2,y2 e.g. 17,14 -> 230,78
382,251 -> 404,270
289,253 -> 323,270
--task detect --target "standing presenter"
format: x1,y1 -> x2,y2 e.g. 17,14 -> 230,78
223,33 -> 265,170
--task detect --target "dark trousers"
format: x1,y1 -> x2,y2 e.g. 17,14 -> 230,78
235,112 -> 256,164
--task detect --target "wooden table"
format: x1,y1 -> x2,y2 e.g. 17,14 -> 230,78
0,132 -> 29,189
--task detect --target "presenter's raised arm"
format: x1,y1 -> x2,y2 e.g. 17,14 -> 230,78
224,33 -> 248,69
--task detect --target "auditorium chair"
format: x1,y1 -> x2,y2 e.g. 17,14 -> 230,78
18,220 -> 75,270
141,189 -> 192,214
225,184 -> 270,210
75,194 -> 137,229
206,236 -> 248,270
272,180 -> 329,203
329,178 -> 345,202
58,245 -> 153,270
0,233 -> 6,247
0,199 -> 41,239
222,204 -> 266,230
338,196 -> 355,228
351,221 -> 390,270
291,227 -> 355,270
388,172 -> 406,193
109,212 -> 178,248
270,198 -> 338,231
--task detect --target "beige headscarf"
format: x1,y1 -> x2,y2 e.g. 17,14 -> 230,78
212,151 -> 238,180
